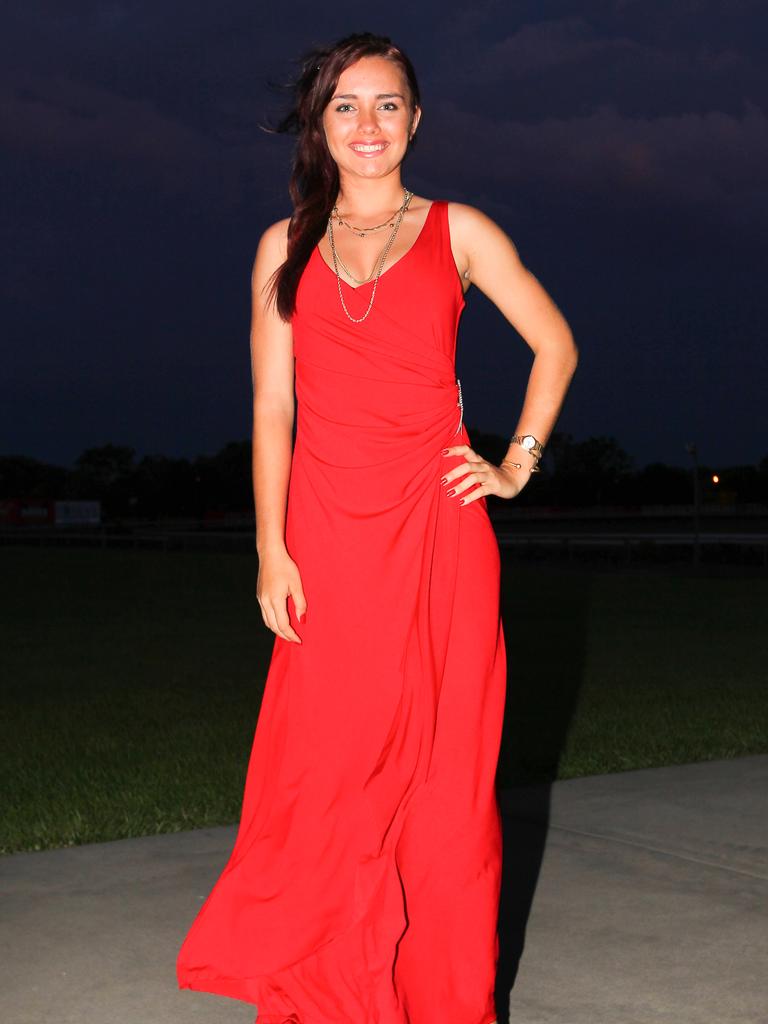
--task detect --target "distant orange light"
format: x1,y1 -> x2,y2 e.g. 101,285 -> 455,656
712,474 -> 720,484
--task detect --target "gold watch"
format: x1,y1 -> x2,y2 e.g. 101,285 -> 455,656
511,433 -> 544,472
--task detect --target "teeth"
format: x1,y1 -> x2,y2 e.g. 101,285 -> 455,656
352,144 -> 386,152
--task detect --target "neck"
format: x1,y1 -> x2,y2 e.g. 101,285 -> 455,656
334,174 -> 407,220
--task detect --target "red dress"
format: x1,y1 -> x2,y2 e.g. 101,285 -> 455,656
177,199 -> 507,1024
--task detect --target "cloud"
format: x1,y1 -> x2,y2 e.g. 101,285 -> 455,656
0,71 -> 242,197
424,95 -> 768,220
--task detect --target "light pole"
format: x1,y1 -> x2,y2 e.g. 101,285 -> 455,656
685,442 -> 700,568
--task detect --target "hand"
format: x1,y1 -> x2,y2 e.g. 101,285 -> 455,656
441,443 -> 534,505
256,547 -> 307,643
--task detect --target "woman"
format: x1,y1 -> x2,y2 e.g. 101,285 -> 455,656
177,30 -> 578,1024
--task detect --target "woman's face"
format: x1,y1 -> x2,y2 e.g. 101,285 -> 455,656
322,55 -> 420,183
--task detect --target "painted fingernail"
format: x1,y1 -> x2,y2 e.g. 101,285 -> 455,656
440,476 -> 448,485
299,612 -> 306,623
446,488 -> 456,497
459,498 -> 465,505
441,448 -> 450,455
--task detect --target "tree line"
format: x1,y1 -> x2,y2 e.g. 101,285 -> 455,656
1,430 -> 766,521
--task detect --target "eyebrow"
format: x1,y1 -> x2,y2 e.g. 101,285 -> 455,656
331,93 -> 405,100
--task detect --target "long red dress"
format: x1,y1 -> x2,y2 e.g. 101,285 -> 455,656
176,199 -> 507,1024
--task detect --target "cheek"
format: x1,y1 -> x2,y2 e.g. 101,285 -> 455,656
322,120 -> 345,149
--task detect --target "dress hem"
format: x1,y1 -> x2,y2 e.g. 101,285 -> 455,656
179,975 -> 498,1024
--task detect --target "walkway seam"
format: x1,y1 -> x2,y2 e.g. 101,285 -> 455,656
548,823 -> 768,882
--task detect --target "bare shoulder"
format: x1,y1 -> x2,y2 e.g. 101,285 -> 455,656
446,201 -> 520,259
262,215 -> 291,248
444,201 -> 524,295
250,217 -> 293,330
444,201 -> 575,358
253,216 -> 291,279
251,216 -> 292,314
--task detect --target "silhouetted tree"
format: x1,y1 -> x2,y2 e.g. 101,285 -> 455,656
69,444 -> 136,517
192,441 -> 253,517
132,454 -> 195,519
0,456 -> 67,499
623,462 -> 692,505
538,433 -> 633,505
2,438 -> 765,521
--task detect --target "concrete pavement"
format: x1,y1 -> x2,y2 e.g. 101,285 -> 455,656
496,756 -> 768,1023
1,755 -> 766,1024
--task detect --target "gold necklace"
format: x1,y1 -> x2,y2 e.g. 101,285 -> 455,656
332,191 -> 410,238
333,189 -> 413,283
332,212 -> 396,237
327,188 -> 413,323
332,224 -> 406,285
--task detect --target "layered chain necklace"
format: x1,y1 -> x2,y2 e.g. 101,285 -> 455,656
327,187 -> 414,324
326,188 -> 464,435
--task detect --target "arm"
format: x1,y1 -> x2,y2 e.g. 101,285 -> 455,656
250,218 -> 306,642
445,203 -> 579,498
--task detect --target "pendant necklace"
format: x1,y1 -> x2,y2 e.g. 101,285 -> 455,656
327,188 -> 413,324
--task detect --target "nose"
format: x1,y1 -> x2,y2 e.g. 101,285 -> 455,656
356,108 -> 381,133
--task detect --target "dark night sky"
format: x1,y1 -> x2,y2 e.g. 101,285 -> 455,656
2,1 -> 766,471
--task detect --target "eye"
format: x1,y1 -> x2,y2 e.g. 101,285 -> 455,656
333,102 -> 400,113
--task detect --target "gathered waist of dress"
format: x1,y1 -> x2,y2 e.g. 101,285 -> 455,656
294,363 -> 463,427
291,373 -> 464,468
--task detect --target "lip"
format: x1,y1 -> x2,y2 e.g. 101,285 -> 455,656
349,141 -> 389,157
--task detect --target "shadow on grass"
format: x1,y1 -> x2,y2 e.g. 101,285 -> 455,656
493,557 -> 592,1016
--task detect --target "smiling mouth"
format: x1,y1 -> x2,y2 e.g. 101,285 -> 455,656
350,143 -> 389,154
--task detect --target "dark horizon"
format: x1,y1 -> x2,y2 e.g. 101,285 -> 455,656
2,3 -> 766,472
2,427 -> 764,479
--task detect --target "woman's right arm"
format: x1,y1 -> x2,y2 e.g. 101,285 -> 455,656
250,219 -> 306,644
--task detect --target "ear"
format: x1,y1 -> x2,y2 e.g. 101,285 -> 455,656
410,105 -> 422,139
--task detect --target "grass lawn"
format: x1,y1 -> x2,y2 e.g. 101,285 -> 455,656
2,546 -> 766,855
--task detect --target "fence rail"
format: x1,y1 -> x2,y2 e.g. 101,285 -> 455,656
494,529 -> 768,566
2,527 -> 767,567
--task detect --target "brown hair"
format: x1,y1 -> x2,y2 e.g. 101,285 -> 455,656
260,32 -> 422,322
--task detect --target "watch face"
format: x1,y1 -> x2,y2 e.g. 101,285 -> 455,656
521,435 -> 535,449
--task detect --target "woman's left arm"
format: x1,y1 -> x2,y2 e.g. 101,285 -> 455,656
444,202 -> 579,503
